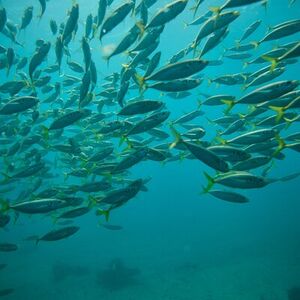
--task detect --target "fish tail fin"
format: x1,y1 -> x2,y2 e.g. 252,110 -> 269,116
206,117 -> 215,125
123,50 -> 132,57
119,135 -> 131,147
179,152 -> 186,162
28,75 -> 37,90
189,4 -> 200,18
102,55 -> 110,67
221,100 -> 235,114
119,136 -> 125,147
41,125 -> 49,141
209,6 -> 221,14
134,72 -> 146,92
136,21 -> 145,37
121,63 -> 130,69
88,195 -> 98,207
238,113 -> 246,119
241,84 -> 248,91
21,77 -> 30,89
169,124 -> 182,149
273,134 -> 286,156
261,160 -> 275,177
262,0 -> 268,11
183,21 -> 189,29
0,199 -> 10,213
215,135 -> 227,145
203,172 -> 215,193
269,105 -> 284,123
243,61 -> 249,69
250,41 -> 260,49
124,138 -> 133,150
261,55 -> 277,71
63,172 -> 69,182
207,78 -> 212,86
87,197 -> 96,209
241,74 -> 248,82
284,115 -> 299,129
215,129 -> 223,138
96,208 -> 110,222
80,157 -> 88,168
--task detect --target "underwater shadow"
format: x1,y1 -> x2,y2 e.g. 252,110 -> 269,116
97,258 -> 141,291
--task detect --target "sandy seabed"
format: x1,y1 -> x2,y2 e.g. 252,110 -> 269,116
1,243 -> 299,300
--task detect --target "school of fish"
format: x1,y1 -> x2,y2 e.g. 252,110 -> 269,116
0,1 -> 300,292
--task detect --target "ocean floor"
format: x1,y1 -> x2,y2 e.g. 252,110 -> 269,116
1,241 -> 299,300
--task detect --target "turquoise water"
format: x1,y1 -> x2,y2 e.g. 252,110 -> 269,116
1,0 -> 300,299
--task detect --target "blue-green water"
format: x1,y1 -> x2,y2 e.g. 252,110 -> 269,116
0,0 -> 300,299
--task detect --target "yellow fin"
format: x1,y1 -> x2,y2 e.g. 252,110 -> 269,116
96,208 -> 110,222
250,41 -> 260,49
269,105 -> 284,123
203,172 -> 215,193
169,124 -> 182,149
135,21 -> 145,37
41,125 -> 49,141
273,134 -> 286,156
0,199 -> 10,213
209,6 -> 221,14
215,135 -> 227,145
134,72 -> 145,92
261,55 -> 277,71
221,100 -> 235,114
